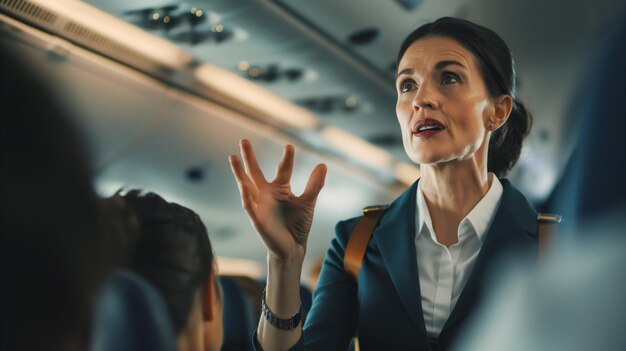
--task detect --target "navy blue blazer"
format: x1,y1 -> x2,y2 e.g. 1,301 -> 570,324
256,179 -> 538,351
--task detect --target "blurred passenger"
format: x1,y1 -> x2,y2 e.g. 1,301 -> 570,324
230,17 -> 541,350
89,198 -> 178,351
455,12 -> 626,351
1,44 -> 113,350
113,190 -> 223,351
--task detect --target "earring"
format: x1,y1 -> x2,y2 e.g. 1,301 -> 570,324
488,122 -> 494,130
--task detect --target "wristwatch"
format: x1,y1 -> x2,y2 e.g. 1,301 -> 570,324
261,288 -> 302,330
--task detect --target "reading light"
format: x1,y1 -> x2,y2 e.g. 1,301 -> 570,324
238,61 -> 250,71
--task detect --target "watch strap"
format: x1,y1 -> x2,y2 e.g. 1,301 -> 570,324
261,288 -> 302,330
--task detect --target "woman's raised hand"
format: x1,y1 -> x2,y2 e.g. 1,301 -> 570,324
229,139 -> 327,262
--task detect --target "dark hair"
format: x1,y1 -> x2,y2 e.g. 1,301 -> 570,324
398,17 -> 533,177
1,43 -> 111,350
114,190 -> 214,334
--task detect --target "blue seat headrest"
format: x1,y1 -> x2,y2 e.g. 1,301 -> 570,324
90,270 -> 177,351
220,276 -> 257,351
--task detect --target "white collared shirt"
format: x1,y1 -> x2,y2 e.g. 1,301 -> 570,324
416,174 -> 503,337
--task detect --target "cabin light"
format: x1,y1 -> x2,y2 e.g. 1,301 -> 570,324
321,127 -> 395,169
344,96 -> 358,109
194,64 -> 320,130
23,0 -> 192,70
238,61 -> 250,71
393,162 -> 421,186
248,67 -> 261,78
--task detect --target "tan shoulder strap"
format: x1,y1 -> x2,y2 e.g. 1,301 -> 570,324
537,213 -> 562,258
344,205 -> 387,282
344,210 -> 562,281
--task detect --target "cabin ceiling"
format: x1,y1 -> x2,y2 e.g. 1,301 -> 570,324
84,0 -> 625,201
2,0 -> 624,269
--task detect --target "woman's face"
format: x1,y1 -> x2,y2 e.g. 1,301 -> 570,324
396,35 -> 495,166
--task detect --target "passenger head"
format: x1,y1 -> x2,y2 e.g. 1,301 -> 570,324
396,17 -> 532,177
1,44 -> 110,350
114,190 -> 223,351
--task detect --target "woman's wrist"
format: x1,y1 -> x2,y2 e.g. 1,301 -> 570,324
266,252 -> 303,316
267,250 -> 305,269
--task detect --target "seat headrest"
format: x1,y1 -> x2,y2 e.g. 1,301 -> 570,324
90,270 -> 177,351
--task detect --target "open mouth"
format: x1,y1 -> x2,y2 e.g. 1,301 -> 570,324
412,118 -> 445,138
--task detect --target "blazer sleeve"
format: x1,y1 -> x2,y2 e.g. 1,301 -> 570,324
252,217 -> 360,351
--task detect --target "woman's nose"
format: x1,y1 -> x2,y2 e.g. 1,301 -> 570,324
412,83 -> 438,111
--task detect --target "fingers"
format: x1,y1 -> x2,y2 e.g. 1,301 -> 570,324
273,144 -> 294,185
299,163 -> 327,205
240,139 -> 268,187
228,155 -> 257,213
229,154 -> 249,185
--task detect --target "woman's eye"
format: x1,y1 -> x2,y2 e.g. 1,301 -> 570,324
399,80 -> 417,93
441,72 -> 460,85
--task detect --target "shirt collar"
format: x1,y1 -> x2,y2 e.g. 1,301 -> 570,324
415,174 -> 504,244
416,182 -> 435,242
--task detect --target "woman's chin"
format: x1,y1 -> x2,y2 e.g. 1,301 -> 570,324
408,152 -> 449,166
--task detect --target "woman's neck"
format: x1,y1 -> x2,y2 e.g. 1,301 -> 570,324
177,294 -> 205,351
421,161 -> 490,209
419,159 -> 491,246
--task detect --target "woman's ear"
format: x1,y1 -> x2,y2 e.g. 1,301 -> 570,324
491,95 -> 513,130
202,271 -> 215,321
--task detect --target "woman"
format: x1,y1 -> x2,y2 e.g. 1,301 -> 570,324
113,191 -> 224,351
229,17 -> 537,350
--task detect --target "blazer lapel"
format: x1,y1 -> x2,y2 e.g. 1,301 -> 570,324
374,180 -> 429,337
441,179 -> 538,333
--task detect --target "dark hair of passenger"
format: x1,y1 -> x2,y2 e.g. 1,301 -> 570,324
114,190 -> 214,334
1,43 -> 111,351
398,17 -> 533,177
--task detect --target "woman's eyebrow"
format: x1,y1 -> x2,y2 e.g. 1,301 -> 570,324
396,60 -> 464,79
435,60 -> 465,70
396,68 -> 413,79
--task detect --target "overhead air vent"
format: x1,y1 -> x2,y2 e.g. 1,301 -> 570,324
297,96 -> 360,114
238,63 -> 305,83
1,0 -> 192,71
171,24 -> 233,45
63,21 -> 135,59
348,27 -> 381,45
126,5 -> 232,46
0,0 -> 57,25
